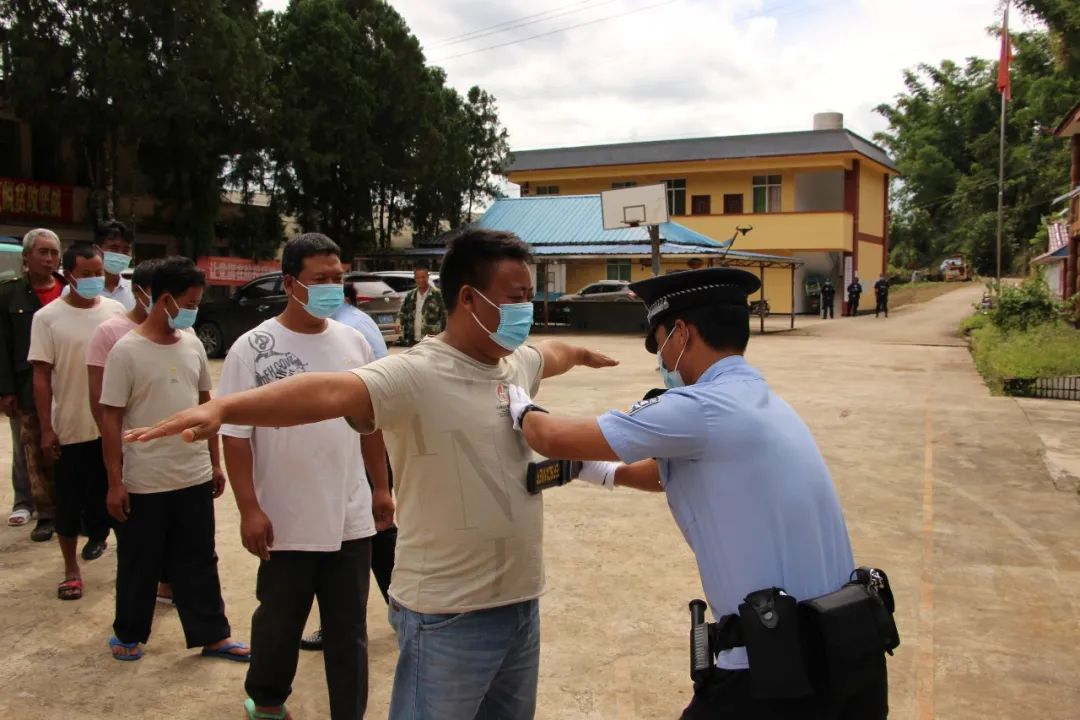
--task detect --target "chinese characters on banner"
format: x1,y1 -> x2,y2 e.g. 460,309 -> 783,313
196,256 -> 281,287
0,178 -> 74,222
1048,222 -> 1068,253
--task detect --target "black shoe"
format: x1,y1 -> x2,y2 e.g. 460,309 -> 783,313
300,628 -> 323,651
81,539 -> 107,561
30,518 -> 54,542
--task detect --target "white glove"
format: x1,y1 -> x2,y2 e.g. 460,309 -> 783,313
576,460 -> 618,490
507,384 -> 545,430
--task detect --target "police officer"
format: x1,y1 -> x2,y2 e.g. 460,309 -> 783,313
874,274 -> 889,318
846,276 -> 862,316
506,268 -> 887,719
820,278 -> 836,320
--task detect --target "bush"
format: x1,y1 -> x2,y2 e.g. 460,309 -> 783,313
988,277 -> 1063,332
970,322 -> 1080,392
960,313 -> 989,334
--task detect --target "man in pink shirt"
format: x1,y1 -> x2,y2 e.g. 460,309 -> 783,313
86,259 -> 174,603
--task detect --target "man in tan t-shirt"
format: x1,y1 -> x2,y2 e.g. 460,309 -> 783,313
29,244 -> 125,600
130,229 -> 618,719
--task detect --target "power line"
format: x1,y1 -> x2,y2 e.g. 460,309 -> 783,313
429,0 -> 619,49
433,0 -> 682,62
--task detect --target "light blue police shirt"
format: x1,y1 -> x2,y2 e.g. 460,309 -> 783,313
331,304 -> 389,360
596,355 -> 854,670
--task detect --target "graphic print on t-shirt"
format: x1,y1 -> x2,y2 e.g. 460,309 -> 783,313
249,330 -> 308,387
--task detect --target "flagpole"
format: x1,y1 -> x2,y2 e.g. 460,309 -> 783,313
995,2 -> 1009,288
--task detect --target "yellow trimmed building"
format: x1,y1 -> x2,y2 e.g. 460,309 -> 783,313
505,113 -> 898,313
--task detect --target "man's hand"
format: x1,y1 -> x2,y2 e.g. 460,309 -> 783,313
0,395 -> 15,417
507,384 -> 546,431
577,348 -> 619,369
107,484 -> 131,522
41,427 -> 61,461
240,506 -> 274,561
211,466 -> 227,499
126,401 -> 224,444
372,488 -> 395,531
575,460 -> 618,490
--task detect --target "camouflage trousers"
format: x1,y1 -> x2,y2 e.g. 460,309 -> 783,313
18,409 -> 55,519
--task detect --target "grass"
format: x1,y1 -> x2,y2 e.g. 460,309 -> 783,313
966,321 -> 1080,393
888,281 -> 966,310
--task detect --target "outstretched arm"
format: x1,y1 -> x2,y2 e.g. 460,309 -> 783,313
536,340 -> 618,380
126,371 -> 374,443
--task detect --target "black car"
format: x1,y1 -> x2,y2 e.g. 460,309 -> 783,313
194,272 -> 401,358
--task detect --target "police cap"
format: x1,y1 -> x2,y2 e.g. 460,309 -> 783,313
630,267 -> 761,352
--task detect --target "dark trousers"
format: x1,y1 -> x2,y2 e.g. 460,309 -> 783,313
246,538 -> 372,719
875,297 -> 888,317
846,296 -> 860,316
680,657 -> 888,720
113,481 -> 230,646
54,439 -> 109,541
821,298 -> 834,319
371,526 -> 396,603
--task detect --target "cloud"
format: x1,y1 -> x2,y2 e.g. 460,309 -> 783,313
260,0 -> 1036,153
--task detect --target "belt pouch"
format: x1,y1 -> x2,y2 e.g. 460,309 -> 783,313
800,584 -> 886,697
738,588 -> 814,699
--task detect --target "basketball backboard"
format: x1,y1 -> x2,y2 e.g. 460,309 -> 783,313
601,183 -> 669,230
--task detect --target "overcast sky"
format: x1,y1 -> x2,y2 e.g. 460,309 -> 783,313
261,0 -> 1032,151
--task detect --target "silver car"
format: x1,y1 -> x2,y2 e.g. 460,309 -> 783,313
372,270 -> 441,298
346,272 -> 402,341
558,280 -> 637,302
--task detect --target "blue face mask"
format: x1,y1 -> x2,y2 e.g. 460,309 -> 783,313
103,251 -> 132,275
135,287 -> 153,314
471,288 -> 533,351
166,297 -> 198,330
295,280 -> 344,319
656,326 -> 687,389
73,276 -> 105,300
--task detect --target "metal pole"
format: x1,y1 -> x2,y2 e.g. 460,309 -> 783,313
995,4 -> 1009,289
759,262 -> 766,334
790,264 -> 795,330
649,224 -> 661,277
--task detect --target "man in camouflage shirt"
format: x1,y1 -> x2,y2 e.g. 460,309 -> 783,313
396,263 -> 446,347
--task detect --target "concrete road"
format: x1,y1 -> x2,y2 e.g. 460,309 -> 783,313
1,283 -> 1078,719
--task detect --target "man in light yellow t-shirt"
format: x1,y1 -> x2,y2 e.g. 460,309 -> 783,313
130,229 -> 618,720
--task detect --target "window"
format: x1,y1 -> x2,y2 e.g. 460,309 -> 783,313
691,195 -> 712,215
606,259 -> 631,282
752,175 -> 782,213
665,179 -> 687,216
723,193 -> 744,214
240,276 -> 281,299
611,181 -> 638,189
536,185 -> 559,195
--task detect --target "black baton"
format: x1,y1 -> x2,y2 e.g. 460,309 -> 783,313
689,599 -> 712,683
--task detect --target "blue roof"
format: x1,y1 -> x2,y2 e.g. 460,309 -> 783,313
471,195 -> 799,267
474,195 -> 721,248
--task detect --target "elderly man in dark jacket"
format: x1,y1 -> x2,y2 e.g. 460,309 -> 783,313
0,228 -> 65,540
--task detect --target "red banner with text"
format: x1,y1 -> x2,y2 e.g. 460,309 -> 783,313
196,256 -> 280,287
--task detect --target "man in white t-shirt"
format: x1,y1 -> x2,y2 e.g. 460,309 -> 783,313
100,257 -> 247,663
28,244 -> 125,600
129,229 -> 617,720
215,234 -> 393,720
60,221 -> 136,311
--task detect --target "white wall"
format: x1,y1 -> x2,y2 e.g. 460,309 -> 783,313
794,170 -> 844,212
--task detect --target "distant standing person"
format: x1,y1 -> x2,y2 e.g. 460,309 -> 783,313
0,229 -> 65,540
396,263 -> 446,347
846,276 -> 863,317
874,273 -> 890,318
820,278 -> 836,319
100,257 -> 249,662
28,244 -> 125,600
61,221 -> 136,311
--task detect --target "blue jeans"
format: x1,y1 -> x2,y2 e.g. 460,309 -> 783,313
388,598 -> 540,720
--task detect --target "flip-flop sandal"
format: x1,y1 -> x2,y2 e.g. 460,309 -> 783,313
243,699 -> 289,719
201,641 -> 251,662
108,637 -> 143,661
155,594 -> 175,606
57,578 -> 82,601
7,508 -> 31,526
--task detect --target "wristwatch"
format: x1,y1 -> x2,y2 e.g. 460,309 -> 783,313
518,403 -> 549,426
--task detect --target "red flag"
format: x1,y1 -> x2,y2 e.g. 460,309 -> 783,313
997,7 -> 1012,101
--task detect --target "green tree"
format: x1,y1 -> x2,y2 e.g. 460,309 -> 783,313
875,29 -> 1080,274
